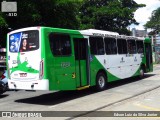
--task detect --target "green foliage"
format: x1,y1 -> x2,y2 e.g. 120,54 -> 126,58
79,0 -> 145,35
3,0 -> 81,29
0,12 -> 8,47
0,12 -> 7,27
144,7 -> 160,31
0,0 -> 145,47
0,0 -> 81,47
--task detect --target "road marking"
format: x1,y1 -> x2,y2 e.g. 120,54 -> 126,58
135,103 -> 160,111
48,105 -> 59,108
144,98 -> 152,101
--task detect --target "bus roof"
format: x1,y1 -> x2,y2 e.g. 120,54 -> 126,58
8,27 -> 41,35
80,29 -> 119,36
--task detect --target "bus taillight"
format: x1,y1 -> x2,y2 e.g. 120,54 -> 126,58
39,60 -> 44,80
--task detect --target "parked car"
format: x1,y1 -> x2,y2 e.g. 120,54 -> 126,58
0,70 -> 8,94
0,48 -> 7,94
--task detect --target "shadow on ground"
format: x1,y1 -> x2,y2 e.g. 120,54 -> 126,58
0,94 -> 9,98
15,74 -> 155,105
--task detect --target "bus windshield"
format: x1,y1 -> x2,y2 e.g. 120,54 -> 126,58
9,30 -> 39,52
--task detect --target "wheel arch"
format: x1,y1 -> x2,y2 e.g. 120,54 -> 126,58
96,69 -> 108,82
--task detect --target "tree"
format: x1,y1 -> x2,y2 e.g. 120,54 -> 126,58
79,0 -> 145,35
144,7 -> 160,31
0,12 -> 7,27
4,0 -> 81,29
0,0 -> 146,48
0,12 -> 8,47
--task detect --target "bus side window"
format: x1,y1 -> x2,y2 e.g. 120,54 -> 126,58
127,39 -> 137,54
49,33 -> 71,56
136,40 -> 144,54
117,38 -> 127,54
104,37 -> 117,55
89,36 -> 105,55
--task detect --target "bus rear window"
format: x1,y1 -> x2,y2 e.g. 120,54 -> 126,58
9,30 -> 39,52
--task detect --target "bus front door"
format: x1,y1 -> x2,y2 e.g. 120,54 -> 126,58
73,38 -> 90,88
145,43 -> 153,71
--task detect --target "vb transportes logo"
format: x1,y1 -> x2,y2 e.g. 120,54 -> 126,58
1,1 -> 17,16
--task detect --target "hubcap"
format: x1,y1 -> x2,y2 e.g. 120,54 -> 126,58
98,76 -> 105,88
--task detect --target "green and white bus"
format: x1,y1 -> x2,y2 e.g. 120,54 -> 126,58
7,27 -> 153,91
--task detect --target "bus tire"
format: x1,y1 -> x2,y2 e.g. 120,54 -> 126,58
96,72 -> 106,91
139,67 -> 144,78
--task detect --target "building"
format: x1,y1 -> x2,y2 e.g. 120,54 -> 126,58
131,28 -> 147,37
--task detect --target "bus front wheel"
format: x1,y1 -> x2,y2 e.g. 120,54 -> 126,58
96,72 -> 106,91
139,68 -> 144,78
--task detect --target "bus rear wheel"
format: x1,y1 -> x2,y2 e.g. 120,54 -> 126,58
96,72 -> 106,91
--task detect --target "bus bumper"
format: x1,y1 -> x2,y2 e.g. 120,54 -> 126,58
8,79 -> 49,90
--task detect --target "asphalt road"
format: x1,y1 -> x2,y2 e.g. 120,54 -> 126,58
0,65 -> 160,120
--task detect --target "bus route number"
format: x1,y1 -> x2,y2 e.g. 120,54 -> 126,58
61,62 -> 70,68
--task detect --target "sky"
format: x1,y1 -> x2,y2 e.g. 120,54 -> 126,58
129,0 -> 160,30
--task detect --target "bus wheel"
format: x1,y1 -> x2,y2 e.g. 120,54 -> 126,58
96,72 -> 106,91
139,68 -> 144,78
